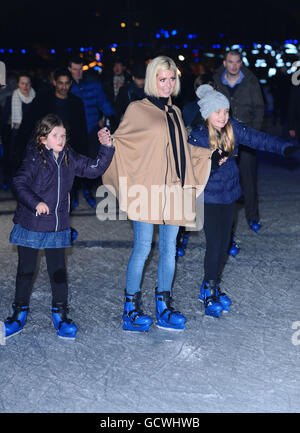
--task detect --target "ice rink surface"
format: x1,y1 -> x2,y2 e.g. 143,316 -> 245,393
0,122 -> 300,414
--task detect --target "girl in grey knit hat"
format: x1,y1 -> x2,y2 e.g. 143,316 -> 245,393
196,84 -> 230,121
186,84 -> 297,319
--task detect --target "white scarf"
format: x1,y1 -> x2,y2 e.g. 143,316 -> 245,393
11,87 -> 36,129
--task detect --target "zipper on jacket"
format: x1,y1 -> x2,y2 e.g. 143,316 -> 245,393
54,157 -> 61,232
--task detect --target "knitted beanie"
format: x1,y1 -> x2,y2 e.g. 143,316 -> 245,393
196,84 -> 229,119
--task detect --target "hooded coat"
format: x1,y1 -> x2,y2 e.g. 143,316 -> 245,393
102,97 -> 212,228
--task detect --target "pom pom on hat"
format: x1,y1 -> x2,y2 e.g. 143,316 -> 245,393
196,84 -> 214,99
197,84 -> 230,120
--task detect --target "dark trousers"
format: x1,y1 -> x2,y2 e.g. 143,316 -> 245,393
238,144 -> 259,222
203,202 -> 236,282
14,246 -> 68,307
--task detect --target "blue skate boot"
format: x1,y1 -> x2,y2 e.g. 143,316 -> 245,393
228,236 -> 240,258
249,220 -> 261,233
198,280 -> 223,318
155,289 -> 186,330
83,189 -> 96,208
70,227 -> 78,244
176,229 -> 189,258
71,191 -> 79,210
52,303 -> 78,340
4,304 -> 29,339
215,282 -> 231,312
122,291 -> 153,332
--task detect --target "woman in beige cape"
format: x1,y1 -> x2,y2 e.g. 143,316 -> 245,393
98,56 -> 211,332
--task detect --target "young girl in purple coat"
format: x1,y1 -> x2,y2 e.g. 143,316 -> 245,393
189,85 -> 296,318
4,113 -> 114,340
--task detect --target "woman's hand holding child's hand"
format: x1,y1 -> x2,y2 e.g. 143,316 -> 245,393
36,202 -> 50,215
218,149 -> 229,166
98,128 -> 113,146
211,149 -> 229,169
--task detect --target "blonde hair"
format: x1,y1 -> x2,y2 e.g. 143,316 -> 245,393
144,56 -> 180,97
207,119 -> 235,156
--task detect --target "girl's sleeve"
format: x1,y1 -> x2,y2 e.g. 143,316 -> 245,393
71,144 -> 115,178
233,120 -> 290,155
12,156 -> 43,211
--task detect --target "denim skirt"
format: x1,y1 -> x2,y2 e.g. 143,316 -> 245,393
10,224 -> 71,249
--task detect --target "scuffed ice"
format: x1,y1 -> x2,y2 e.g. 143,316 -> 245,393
0,125 -> 300,413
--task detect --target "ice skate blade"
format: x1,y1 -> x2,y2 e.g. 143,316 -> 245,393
199,297 -> 230,313
204,312 -> 222,319
122,323 -> 151,333
156,323 -> 185,332
5,328 -> 24,340
57,334 -> 76,340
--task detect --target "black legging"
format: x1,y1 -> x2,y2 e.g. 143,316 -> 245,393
238,145 -> 259,222
203,202 -> 236,282
14,246 -> 68,307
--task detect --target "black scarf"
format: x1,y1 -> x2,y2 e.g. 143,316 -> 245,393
147,96 -> 186,187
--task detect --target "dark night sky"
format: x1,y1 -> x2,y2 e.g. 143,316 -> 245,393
1,0 -> 300,48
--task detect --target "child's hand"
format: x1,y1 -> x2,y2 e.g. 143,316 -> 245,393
98,127 -> 113,146
211,149 -> 228,169
36,202 -> 50,215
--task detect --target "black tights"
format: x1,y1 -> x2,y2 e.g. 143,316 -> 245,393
203,202 -> 236,282
14,246 -> 68,307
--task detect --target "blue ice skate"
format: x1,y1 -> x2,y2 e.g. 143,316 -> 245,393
83,189 -> 96,208
70,227 -> 78,243
249,220 -> 261,233
71,195 -> 79,210
198,281 -> 223,318
4,304 -> 29,339
52,303 -> 78,339
215,284 -> 231,312
176,232 -> 189,258
123,292 -> 153,332
155,289 -> 186,330
228,236 -> 240,258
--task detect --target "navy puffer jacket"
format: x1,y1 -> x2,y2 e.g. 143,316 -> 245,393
12,142 -> 114,232
188,118 -> 291,204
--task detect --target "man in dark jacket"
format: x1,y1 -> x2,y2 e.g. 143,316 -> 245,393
213,50 -> 265,231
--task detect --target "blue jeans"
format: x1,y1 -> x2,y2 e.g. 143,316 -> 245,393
126,221 -> 179,294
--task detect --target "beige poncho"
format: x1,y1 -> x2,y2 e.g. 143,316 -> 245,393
102,98 -> 212,228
